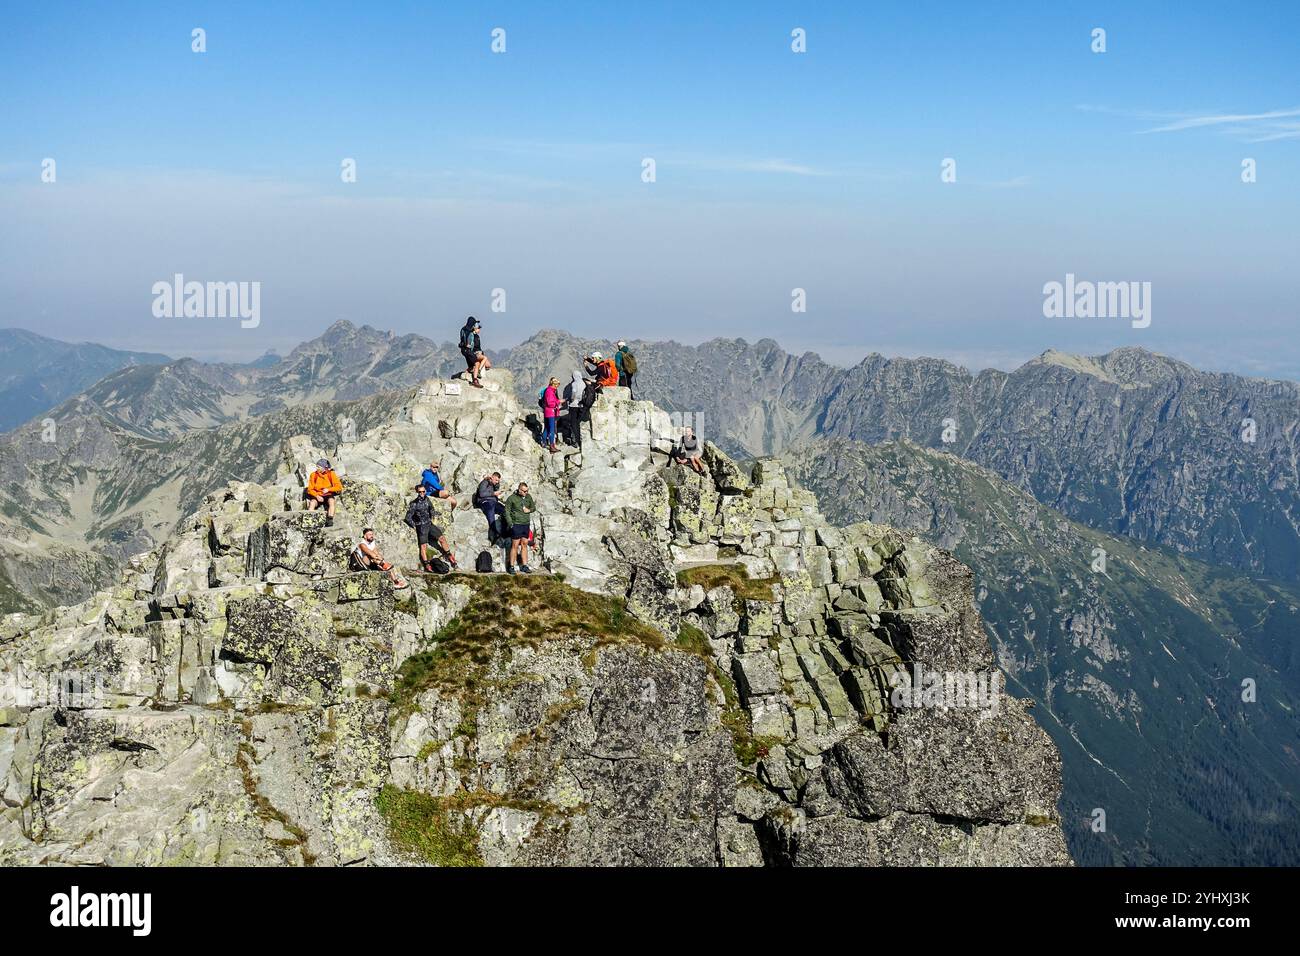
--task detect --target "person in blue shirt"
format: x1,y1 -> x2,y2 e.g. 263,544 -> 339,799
419,460 -> 458,508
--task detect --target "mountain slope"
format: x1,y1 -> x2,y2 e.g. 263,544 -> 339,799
0,328 -> 171,432
785,437 -> 1300,865
0,379 -> 1069,867
502,332 -> 1300,582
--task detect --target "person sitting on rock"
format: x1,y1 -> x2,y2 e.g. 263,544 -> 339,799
405,484 -> 458,572
351,528 -> 408,589
419,460 -> 458,508
504,481 -> 537,574
673,428 -> 707,475
457,316 -> 491,388
304,458 -> 342,526
473,471 -> 505,544
585,351 -> 619,389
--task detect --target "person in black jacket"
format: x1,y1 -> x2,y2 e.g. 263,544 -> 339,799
473,471 -> 504,544
457,316 -> 491,388
405,484 -> 457,571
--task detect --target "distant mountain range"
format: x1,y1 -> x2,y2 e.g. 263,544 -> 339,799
505,333 -> 1300,583
0,328 -> 171,432
1,321 -> 1297,866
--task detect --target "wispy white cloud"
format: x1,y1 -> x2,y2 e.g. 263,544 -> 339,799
1078,104 -> 1300,142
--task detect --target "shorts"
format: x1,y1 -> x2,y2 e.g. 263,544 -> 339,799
509,523 -> 531,540
303,488 -> 336,501
461,347 -> 479,370
415,523 -> 444,546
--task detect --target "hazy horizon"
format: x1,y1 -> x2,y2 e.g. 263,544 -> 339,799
3,2 -> 1297,378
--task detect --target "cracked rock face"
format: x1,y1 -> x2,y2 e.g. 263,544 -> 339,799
0,374 -> 1070,866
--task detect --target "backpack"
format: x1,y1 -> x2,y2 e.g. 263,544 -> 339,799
475,550 -> 493,573
580,381 -> 600,410
622,351 -> 637,375
428,557 -> 451,575
459,326 -> 474,350
538,386 -> 547,411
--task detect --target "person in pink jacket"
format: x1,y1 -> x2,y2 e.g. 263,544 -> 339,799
541,377 -> 564,452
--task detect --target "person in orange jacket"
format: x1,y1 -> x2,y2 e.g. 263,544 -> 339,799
585,351 -> 619,388
304,458 -> 343,526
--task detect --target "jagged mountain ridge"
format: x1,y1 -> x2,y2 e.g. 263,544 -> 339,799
502,332 -> 1300,582
0,376 -> 1069,866
0,328 -> 171,433
785,437 -> 1300,866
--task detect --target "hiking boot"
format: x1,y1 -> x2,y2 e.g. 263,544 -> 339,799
518,564 -> 532,574
506,565 -> 516,575
325,517 -> 334,527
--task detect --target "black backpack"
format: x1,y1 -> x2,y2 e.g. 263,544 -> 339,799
459,325 -> 474,350
475,550 -> 493,573
428,557 -> 451,575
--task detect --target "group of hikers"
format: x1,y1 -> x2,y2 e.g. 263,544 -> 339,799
301,318 -> 703,586
535,342 -> 639,452
306,453 -> 539,590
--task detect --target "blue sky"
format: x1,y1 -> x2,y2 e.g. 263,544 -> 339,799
1,1 -> 1297,376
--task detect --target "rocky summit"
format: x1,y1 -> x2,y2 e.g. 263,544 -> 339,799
0,372 -> 1070,866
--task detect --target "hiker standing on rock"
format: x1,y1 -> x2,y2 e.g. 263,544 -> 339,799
458,316 -> 490,388
351,528 -> 408,589
504,481 -> 536,574
541,377 -> 564,452
304,458 -> 342,527
405,484 -> 458,572
614,341 -> 637,399
473,471 -> 505,544
561,369 -> 586,448
419,460 -> 458,508
673,427 -> 707,475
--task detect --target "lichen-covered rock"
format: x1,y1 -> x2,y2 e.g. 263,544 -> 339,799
0,373 -> 1070,867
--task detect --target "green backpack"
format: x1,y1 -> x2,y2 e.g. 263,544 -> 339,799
622,350 -> 638,375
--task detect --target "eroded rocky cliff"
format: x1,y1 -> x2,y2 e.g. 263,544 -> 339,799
0,372 -> 1069,866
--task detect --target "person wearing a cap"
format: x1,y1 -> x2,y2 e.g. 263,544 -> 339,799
457,315 -> 491,388
613,340 -> 636,399
584,351 -> 618,389
304,458 -> 343,527
419,460 -> 458,508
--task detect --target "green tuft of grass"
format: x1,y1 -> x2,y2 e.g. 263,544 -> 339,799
675,563 -> 777,603
375,784 -> 484,867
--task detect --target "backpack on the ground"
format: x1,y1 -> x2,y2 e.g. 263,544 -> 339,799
475,550 -> 493,573
622,351 -> 637,375
348,551 -> 367,572
428,557 -> 451,575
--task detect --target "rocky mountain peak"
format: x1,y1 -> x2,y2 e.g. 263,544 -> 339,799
0,371 -> 1069,867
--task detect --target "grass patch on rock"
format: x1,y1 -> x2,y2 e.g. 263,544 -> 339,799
676,563 -> 777,602
375,784 -> 483,867
391,574 -> 668,712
